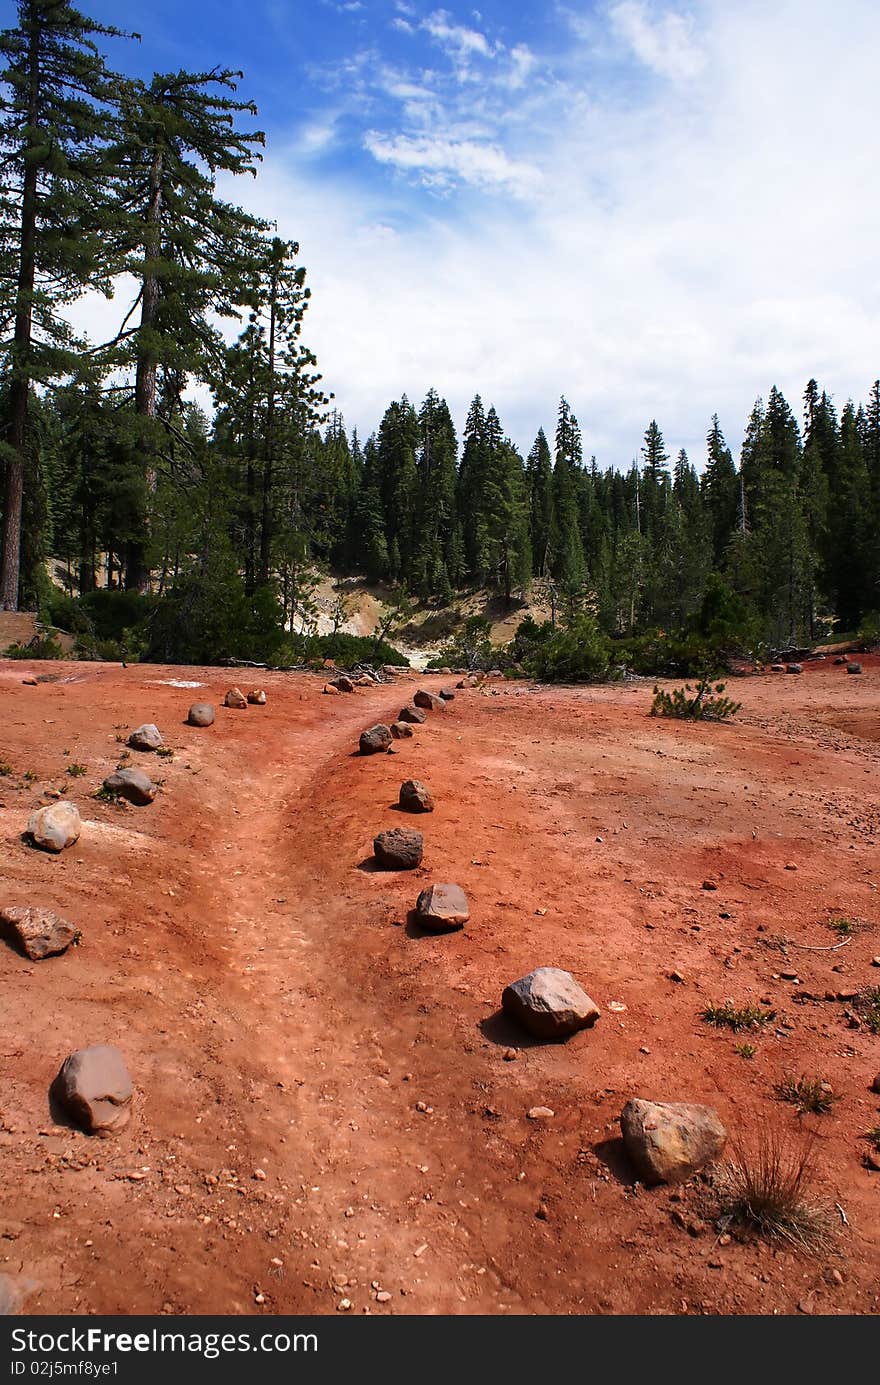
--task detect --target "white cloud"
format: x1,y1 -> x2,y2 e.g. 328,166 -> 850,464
608,1 -> 705,81
69,1 -> 880,475
363,131 -> 542,196
422,8 -> 495,62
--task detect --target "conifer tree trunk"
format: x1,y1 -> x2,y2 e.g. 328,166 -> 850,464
126,146 -> 163,591
0,19 -> 40,610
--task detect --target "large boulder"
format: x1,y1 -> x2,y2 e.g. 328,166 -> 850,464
128,723 -> 162,752
187,702 -> 215,727
501,967 -> 600,1039
398,779 -> 434,813
414,689 -> 445,712
27,801 -> 81,853
414,883 -> 469,932
103,767 -> 155,806
224,687 -> 247,708
390,720 -> 414,739
0,906 -> 78,960
359,724 -> 393,755
51,1046 -> 133,1136
619,1098 -> 727,1185
398,704 -> 427,724
247,688 -> 267,704
373,828 -> 423,870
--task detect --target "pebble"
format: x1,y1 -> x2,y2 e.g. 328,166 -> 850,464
376,1291 -> 391,1303
502,1048 -> 518,1061
337,1298 -> 352,1312
527,1106 -> 554,1121
670,970 -> 685,984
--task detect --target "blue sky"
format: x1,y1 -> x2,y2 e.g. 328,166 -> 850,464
7,0 -> 880,466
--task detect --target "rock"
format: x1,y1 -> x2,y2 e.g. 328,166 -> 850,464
786,663 -> 803,674
224,687 -> 247,708
373,828 -> 423,869
398,779 -> 434,813
502,967 -> 600,1039
187,702 -> 215,726
619,1098 -> 727,1185
456,679 -> 467,689
51,1045 -> 133,1136
21,676 -> 37,686
833,656 -> 848,665
359,724 -> 393,755
770,664 -> 785,672
0,906 -> 78,960
702,880 -> 717,891
390,720 -> 414,739
847,662 -> 862,674
103,767 -> 155,805
27,801 -> 81,853
398,704 -> 427,724
323,684 -> 340,696
128,723 -> 163,752
355,675 -> 374,687
331,676 -> 355,693
527,1106 -> 554,1121
413,689 -> 445,712
871,1073 -> 880,1095
247,689 -> 267,704
439,688 -> 456,701
414,883 -> 469,932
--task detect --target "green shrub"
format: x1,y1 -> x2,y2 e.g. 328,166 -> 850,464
702,1001 -> 775,1031
512,614 -> 611,683
304,631 -> 407,667
4,636 -> 65,660
650,677 -> 741,721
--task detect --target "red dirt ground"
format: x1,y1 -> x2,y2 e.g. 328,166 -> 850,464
1,657 -> 878,1317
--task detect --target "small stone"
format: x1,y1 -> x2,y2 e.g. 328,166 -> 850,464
502,1047 -> 518,1061
781,969 -> 799,981
413,690 -> 445,712
786,664 -> 803,675
502,967 -> 600,1040
27,800 -> 81,853
670,970 -> 685,984
224,687 -> 247,708
51,1045 -> 133,1136
535,1203 -> 549,1220
373,827 -> 423,869
871,957 -> 880,968
323,684 -> 340,696
398,779 -> 434,813
846,662 -> 862,674
337,1298 -> 352,1312
414,882 -> 469,932
0,906 -> 78,960
619,1099 -> 727,1185
871,1073 -> 880,1095
253,1168 -> 267,1181
22,676 -> 37,686
398,704 -> 427,724
187,702 -> 215,727
331,676 -> 354,693
390,720 -> 413,738
103,767 -> 155,806
702,880 -> 718,891
247,689 -> 267,705
376,1290 -> 391,1303
128,723 -> 163,752
359,724 -> 393,755
527,1106 -> 554,1121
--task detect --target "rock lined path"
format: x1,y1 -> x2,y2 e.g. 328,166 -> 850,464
1,658 -> 879,1315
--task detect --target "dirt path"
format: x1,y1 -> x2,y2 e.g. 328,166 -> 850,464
1,659 -> 879,1316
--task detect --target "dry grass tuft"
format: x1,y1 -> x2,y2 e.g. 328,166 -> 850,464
714,1123 -> 836,1254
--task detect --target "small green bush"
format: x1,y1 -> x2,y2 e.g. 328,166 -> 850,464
775,1074 -> 835,1115
702,1001 -> 775,1031
4,636 -> 65,660
650,677 -> 741,721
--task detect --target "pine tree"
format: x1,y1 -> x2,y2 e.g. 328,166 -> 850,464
525,428 -> 553,577
0,0 -> 133,608
105,66 -> 267,587
701,415 -> 738,565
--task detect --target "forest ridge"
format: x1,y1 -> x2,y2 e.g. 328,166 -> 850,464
0,3 -> 878,665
